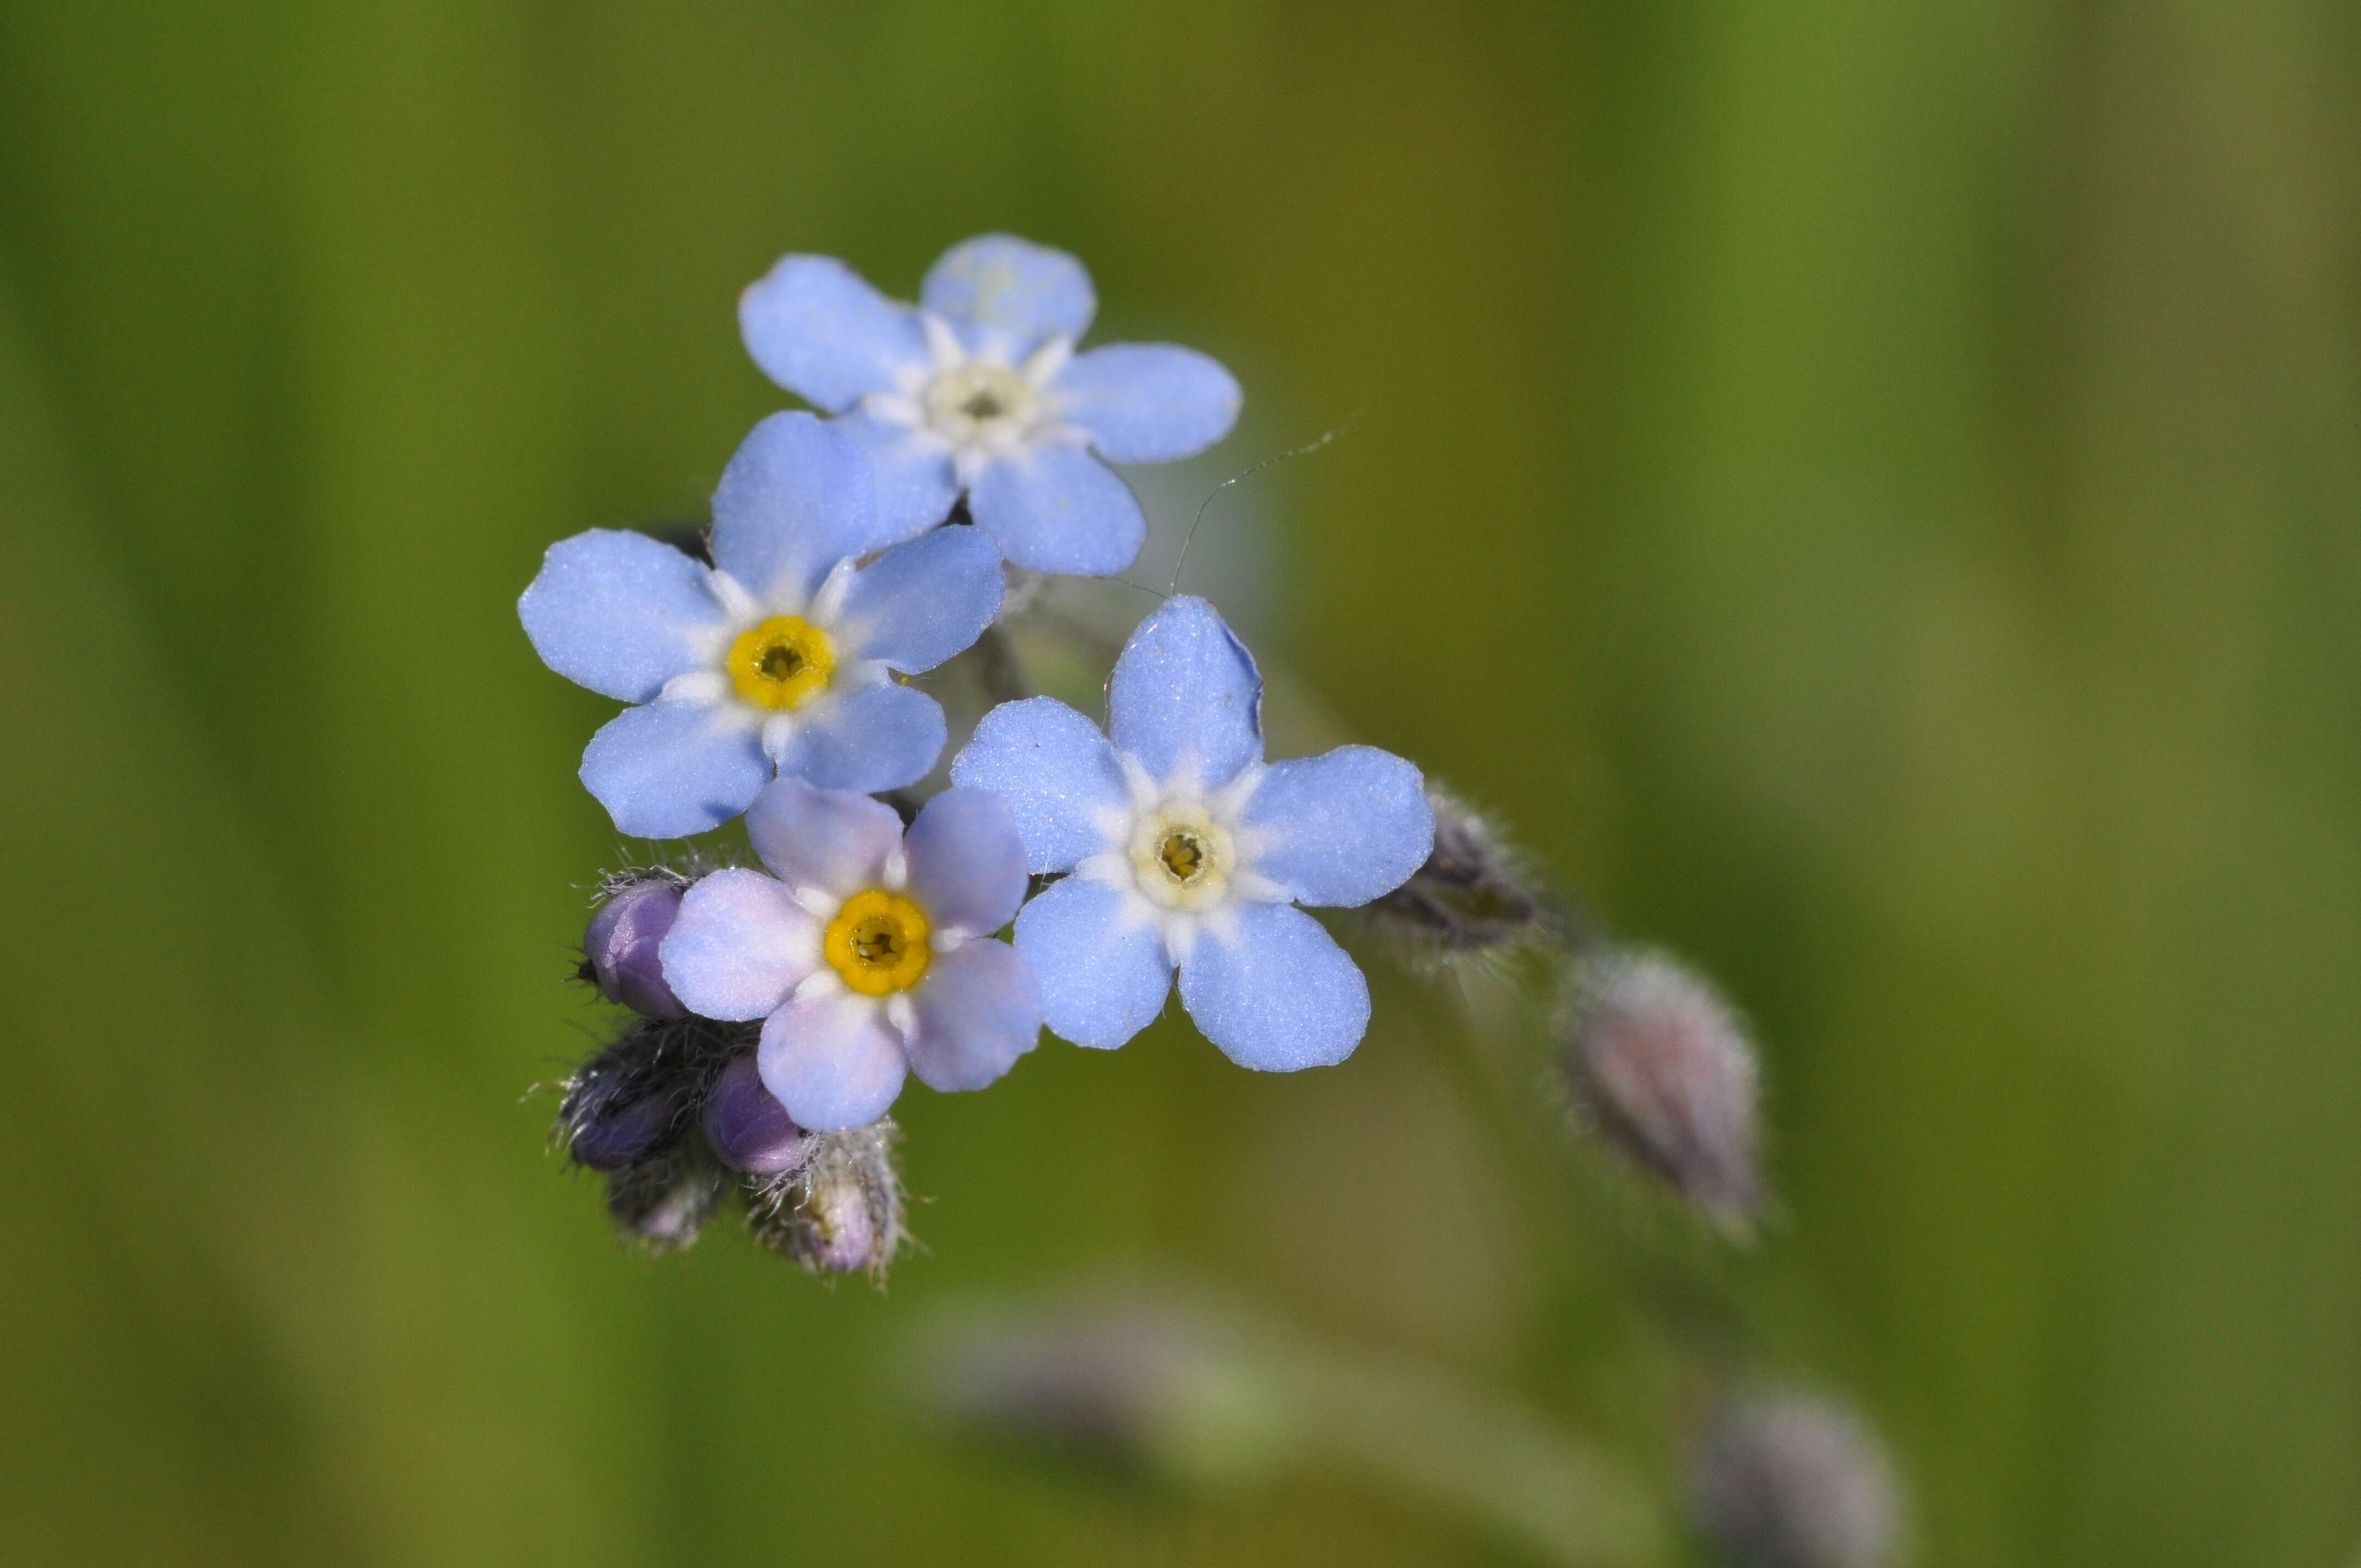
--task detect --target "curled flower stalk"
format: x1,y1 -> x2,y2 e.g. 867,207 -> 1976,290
516,229 -> 1905,1555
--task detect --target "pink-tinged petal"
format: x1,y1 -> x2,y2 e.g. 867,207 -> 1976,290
904,940 -> 1042,1092
743,777 -> 904,897
658,869 -> 822,1021
759,988 -> 909,1131
904,788 -> 1030,936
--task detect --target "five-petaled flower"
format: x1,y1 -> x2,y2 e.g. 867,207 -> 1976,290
520,412 -> 1005,838
739,233 -> 1241,578
657,779 -> 1043,1130
950,596 -> 1434,1069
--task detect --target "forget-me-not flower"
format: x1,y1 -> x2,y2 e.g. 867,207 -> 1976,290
657,779 -> 1043,1131
520,412 -> 1004,838
950,596 -> 1434,1069
739,233 -> 1241,578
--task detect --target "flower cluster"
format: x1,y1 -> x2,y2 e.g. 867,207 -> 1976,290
524,235 -> 1432,1268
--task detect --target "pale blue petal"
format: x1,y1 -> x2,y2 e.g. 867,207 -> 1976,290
920,234 -> 1095,357
1178,903 -> 1369,1071
1013,877 -> 1173,1049
658,869 -> 821,1021
744,777 -> 904,897
759,988 -> 907,1131
519,530 -> 723,702
709,412 -> 882,605
1243,746 -> 1434,908
739,253 -> 928,411
950,697 -> 1129,873
1053,344 -> 1241,464
771,681 -> 945,793
905,940 -> 1041,1092
580,700 -> 770,839
839,411 -> 961,542
903,788 -> 1030,935
835,525 -> 1003,673
1107,595 -> 1263,788
968,445 -> 1146,577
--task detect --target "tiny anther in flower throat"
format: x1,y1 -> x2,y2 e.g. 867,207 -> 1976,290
824,889 -> 933,997
1124,804 -> 1237,912
923,362 -> 1038,447
726,615 -> 836,711
1158,831 -> 1206,883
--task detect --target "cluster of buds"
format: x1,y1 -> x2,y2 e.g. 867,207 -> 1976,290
556,868 -> 905,1279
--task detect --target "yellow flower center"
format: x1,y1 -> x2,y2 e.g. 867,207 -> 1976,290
823,889 -> 932,997
726,616 -> 835,711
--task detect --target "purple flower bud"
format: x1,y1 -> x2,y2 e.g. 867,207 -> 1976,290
562,1074 -> 672,1172
585,878 -> 686,1018
747,1121 -> 906,1280
1690,1390 -> 1903,1568
605,1141 -> 728,1252
1565,950 -> 1764,1228
702,1054 -> 814,1175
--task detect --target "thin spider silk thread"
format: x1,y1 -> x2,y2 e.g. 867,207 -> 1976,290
1109,411 -> 1366,601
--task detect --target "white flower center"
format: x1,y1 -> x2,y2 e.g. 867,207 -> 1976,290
861,315 -> 1080,486
922,361 -> 1040,448
1126,803 -> 1237,912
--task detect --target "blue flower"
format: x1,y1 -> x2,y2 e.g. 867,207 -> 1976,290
520,411 -> 1004,838
738,233 -> 1242,578
949,596 -> 1434,1069
657,780 -> 1042,1130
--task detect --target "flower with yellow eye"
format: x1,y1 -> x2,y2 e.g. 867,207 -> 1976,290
656,780 -> 1041,1131
519,412 -> 1005,838
738,234 -> 1241,578
950,596 -> 1435,1070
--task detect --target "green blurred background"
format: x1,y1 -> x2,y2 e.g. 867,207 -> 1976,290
4,2 -> 2358,1563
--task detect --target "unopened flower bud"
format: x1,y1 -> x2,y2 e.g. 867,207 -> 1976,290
1564,949 -> 1763,1227
747,1121 -> 906,1280
558,1026 -> 684,1172
1690,1390 -> 1903,1568
605,1139 -> 728,1251
702,1054 -> 814,1175
1367,788 -> 1557,962
584,876 -> 686,1017
554,1013 -> 749,1173
561,1072 -> 673,1172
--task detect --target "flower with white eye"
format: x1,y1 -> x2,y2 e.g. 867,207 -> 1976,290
738,233 -> 1241,578
950,596 -> 1435,1070
519,412 -> 1005,838
656,780 -> 1042,1131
